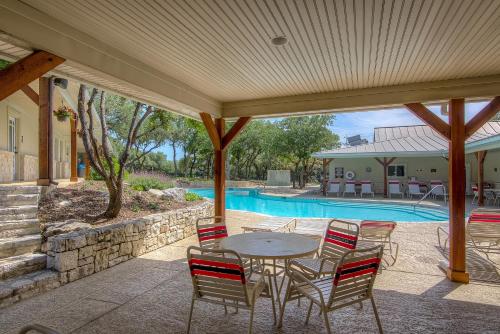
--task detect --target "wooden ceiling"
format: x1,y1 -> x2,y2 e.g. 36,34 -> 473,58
1,0 -> 500,118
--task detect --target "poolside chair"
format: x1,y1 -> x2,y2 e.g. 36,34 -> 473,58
388,180 -> 403,198
343,181 -> 357,197
437,210 -> 500,260
186,246 -> 276,334
359,220 -> 399,266
328,181 -> 341,197
196,216 -> 228,249
241,217 -> 296,233
430,180 -> 447,202
279,245 -> 384,334
360,181 -> 375,198
471,185 -> 495,206
291,219 -> 359,279
407,181 -> 424,199
471,185 -> 479,205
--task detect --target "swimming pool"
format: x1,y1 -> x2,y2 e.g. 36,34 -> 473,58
189,188 -> 449,222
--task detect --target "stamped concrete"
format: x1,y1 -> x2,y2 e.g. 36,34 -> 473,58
1,210 -> 499,334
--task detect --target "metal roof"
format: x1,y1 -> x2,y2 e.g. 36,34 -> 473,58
313,122 -> 500,159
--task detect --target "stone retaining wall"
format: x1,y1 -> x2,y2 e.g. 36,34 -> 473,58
45,201 -> 213,283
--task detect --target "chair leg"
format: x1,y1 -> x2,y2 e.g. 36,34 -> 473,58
248,303 -> 256,334
371,297 -> 384,334
267,273 -> 277,324
278,278 -> 292,328
186,297 -> 195,334
305,300 -> 314,324
322,307 -> 332,334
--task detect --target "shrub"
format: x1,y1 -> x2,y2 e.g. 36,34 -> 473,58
129,176 -> 173,191
88,158 -> 129,181
185,192 -> 203,202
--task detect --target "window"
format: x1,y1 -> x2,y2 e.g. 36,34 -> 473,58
388,164 -> 406,177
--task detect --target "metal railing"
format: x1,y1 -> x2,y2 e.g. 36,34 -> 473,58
412,184 -> 447,210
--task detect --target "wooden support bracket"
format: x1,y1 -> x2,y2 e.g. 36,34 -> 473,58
405,103 -> 451,140
465,96 -> 500,138
21,86 -> 39,105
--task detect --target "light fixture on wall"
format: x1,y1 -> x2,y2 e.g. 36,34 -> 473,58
53,77 -> 68,89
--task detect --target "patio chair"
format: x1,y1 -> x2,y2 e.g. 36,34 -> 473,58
291,219 -> 359,279
196,216 -> 228,249
360,181 -> 374,198
430,180 -> 447,202
186,246 -> 276,334
359,220 -> 399,266
407,181 -> 424,199
328,181 -> 341,197
241,217 -> 296,233
437,210 -> 500,260
343,181 -> 357,197
471,185 -> 495,206
388,180 -> 403,198
278,245 -> 384,334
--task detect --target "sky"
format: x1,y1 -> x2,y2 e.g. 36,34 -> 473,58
158,101 -> 490,159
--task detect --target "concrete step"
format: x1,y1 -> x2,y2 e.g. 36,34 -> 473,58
0,206 -> 38,221
0,186 -> 40,195
0,269 -> 60,308
0,235 -> 41,259
0,253 -> 46,280
0,219 -> 40,238
0,194 -> 39,207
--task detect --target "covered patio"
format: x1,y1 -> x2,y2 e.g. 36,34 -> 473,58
1,0 -> 500,332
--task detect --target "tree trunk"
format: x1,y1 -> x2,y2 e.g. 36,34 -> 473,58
172,143 -> 178,176
104,180 -> 123,218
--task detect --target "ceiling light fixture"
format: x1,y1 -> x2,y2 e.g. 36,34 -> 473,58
271,36 -> 288,46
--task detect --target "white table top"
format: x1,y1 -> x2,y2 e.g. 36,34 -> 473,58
221,232 -> 319,260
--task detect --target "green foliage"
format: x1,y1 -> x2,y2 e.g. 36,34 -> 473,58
89,158 -> 129,181
0,59 -> 10,70
185,192 -> 203,201
129,176 -> 173,191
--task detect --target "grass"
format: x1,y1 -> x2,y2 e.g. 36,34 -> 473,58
185,192 -> 203,201
129,173 -> 175,191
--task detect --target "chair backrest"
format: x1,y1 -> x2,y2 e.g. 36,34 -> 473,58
360,181 -> 372,193
430,181 -> 444,196
408,182 -> 421,194
388,180 -> 400,193
360,220 -> 396,239
329,181 -> 340,192
321,219 -> 359,258
187,246 -> 250,305
344,181 -> 356,193
472,185 -> 478,195
468,212 -> 500,239
328,245 -> 383,307
196,216 -> 228,249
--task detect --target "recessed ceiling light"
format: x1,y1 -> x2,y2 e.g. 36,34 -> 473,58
271,36 -> 288,46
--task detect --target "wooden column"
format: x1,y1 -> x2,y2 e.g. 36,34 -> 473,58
37,77 -> 53,186
375,157 -> 396,197
322,158 -> 332,196
214,118 -> 226,221
475,151 -> 487,206
447,98 -> 469,283
200,113 -> 251,221
84,153 -> 91,179
70,115 -> 78,182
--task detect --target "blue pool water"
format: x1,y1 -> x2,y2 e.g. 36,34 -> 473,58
189,188 -> 449,222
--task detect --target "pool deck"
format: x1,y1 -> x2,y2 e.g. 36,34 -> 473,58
1,210 -> 499,334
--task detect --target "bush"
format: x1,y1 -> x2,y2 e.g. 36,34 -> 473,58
129,176 -> 174,191
185,192 -> 203,202
88,158 -> 129,181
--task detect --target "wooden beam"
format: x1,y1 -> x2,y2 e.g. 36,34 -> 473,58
84,153 -> 91,180
70,115 -> 78,182
465,97 -> 500,138
200,112 -> 221,150
447,98 -> 469,283
214,118 -> 226,221
405,103 -> 451,140
475,151 -> 487,206
322,158 -> 333,196
0,51 -> 64,102
221,117 -> 251,150
37,77 -> 53,186
21,86 -> 39,105
375,157 -> 396,197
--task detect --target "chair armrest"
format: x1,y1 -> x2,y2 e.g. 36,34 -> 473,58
318,256 -> 338,273
287,261 -> 325,298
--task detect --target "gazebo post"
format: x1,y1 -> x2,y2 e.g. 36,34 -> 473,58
475,151 -> 487,206
322,158 -> 332,196
201,113 -> 251,221
375,157 -> 396,197
70,114 -> 78,182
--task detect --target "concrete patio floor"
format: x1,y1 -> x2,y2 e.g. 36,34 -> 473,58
1,210 -> 499,334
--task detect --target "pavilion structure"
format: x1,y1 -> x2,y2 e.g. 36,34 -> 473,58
1,0 -> 500,283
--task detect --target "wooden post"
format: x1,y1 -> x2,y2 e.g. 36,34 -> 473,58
322,159 -> 332,196
37,77 -> 53,186
214,118 -> 225,221
375,157 -> 396,197
447,98 -> 469,283
70,115 -> 78,182
475,151 -> 487,206
84,153 -> 91,179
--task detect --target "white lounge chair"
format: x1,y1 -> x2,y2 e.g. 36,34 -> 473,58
343,181 -> 357,197
430,180 -> 447,202
241,217 -> 296,233
388,180 -> 403,198
360,180 -> 374,198
328,181 -> 341,197
408,182 -> 424,199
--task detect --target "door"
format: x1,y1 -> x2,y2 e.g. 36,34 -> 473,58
8,117 -> 17,180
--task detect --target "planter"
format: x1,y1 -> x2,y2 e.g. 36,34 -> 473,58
56,115 -> 69,122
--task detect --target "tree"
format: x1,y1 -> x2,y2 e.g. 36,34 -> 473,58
166,115 -> 187,176
77,85 -> 159,218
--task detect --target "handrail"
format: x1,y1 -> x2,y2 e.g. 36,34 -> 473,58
18,324 -> 61,334
412,184 -> 446,210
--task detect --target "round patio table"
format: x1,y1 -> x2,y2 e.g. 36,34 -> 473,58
221,232 -> 320,312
